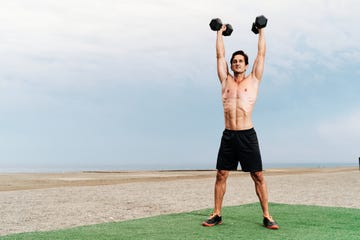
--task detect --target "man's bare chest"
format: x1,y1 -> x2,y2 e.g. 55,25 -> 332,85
222,82 -> 257,101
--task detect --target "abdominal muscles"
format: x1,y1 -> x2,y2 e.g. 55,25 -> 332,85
222,89 -> 256,130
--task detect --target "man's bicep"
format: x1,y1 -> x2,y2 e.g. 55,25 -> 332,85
217,57 -> 228,82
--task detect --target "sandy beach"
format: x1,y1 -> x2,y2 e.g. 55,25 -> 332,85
0,167 -> 359,236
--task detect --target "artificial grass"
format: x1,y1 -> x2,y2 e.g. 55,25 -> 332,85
2,203 -> 359,240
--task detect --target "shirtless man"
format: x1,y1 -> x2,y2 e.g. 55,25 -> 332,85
202,24 -> 279,230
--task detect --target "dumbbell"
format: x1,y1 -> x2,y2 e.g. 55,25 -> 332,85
251,15 -> 268,34
209,18 -> 233,36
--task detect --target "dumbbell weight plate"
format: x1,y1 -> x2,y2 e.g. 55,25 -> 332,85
223,24 -> 233,36
251,22 -> 259,34
209,18 -> 222,31
255,15 -> 267,29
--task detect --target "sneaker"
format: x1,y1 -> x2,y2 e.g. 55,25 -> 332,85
202,214 -> 222,227
263,216 -> 279,230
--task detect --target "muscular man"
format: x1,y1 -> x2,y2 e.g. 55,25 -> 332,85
202,24 -> 279,230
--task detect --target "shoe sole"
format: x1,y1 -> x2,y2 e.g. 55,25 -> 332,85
202,221 -> 223,227
264,225 -> 279,230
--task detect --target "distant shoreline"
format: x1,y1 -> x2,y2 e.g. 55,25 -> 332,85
0,162 -> 358,174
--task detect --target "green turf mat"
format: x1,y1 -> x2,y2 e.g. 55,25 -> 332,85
2,203 -> 359,240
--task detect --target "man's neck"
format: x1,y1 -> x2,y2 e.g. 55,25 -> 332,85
234,72 -> 246,83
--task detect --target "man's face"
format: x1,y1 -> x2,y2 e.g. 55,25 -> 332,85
231,55 -> 247,74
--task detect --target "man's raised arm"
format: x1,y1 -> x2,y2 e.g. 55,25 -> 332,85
251,28 -> 266,81
216,25 -> 229,83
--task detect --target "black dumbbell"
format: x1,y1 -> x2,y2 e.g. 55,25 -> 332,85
209,18 -> 233,36
251,15 -> 268,34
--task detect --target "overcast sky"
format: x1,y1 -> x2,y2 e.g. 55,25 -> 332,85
0,0 -> 359,171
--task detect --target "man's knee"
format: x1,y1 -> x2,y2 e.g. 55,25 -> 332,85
216,170 -> 229,182
251,171 -> 264,183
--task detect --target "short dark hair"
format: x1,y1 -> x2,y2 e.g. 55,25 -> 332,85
230,50 -> 248,65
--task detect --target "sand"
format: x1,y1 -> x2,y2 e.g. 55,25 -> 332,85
0,167 -> 359,236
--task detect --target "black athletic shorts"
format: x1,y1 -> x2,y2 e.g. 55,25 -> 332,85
216,128 -> 263,172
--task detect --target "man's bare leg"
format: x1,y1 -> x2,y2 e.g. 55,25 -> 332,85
250,171 -> 279,229
214,170 -> 229,215
250,171 -> 270,217
202,170 -> 229,226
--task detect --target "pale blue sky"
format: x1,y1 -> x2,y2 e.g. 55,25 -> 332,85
0,0 -> 359,171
